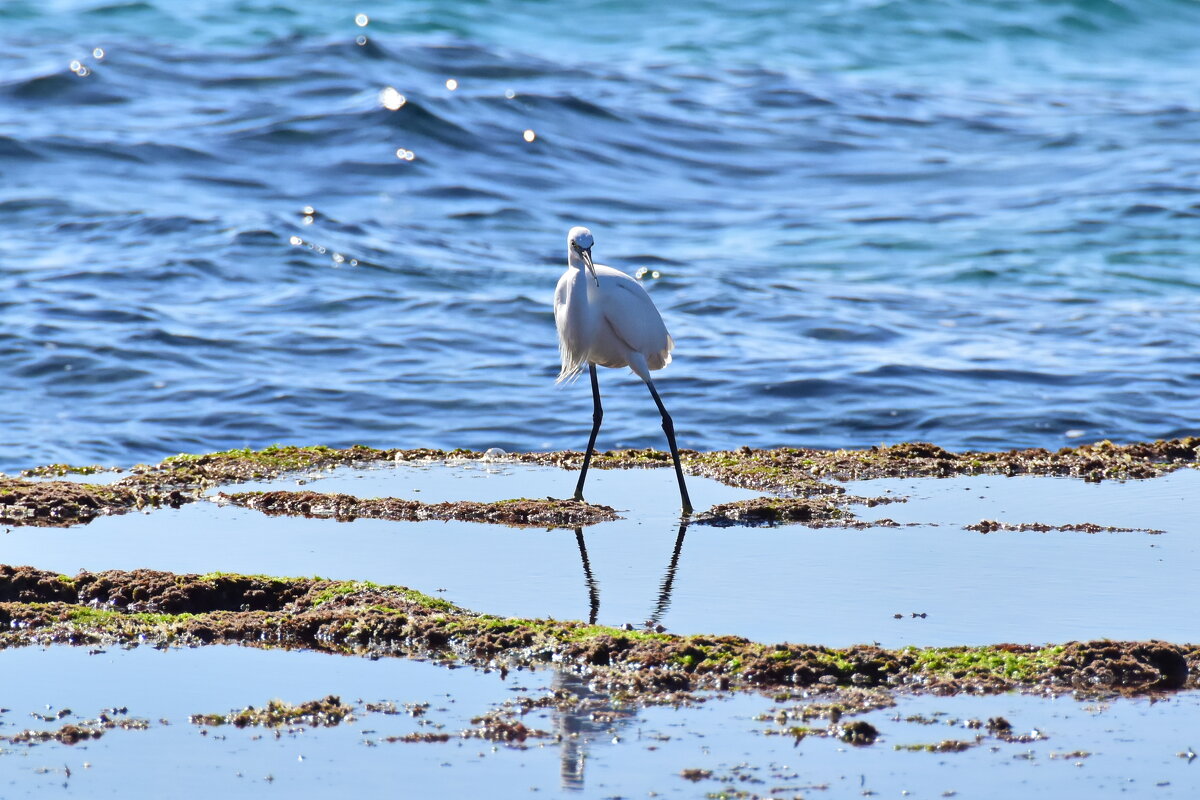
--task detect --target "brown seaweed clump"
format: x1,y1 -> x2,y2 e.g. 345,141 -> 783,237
190,695 -> 353,729
694,495 -> 899,528
3,710 -> 150,746
967,520 -> 1164,534
0,478 -> 192,528
220,490 -> 619,528
1048,641 -> 1190,692
463,710 -> 551,743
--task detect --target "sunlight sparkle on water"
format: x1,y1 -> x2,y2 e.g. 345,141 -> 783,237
92,48 -> 104,59
395,148 -> 415,161
289,236 -> 302,246
445,78 -> 458,91
523,129 -> 536,142
355,13 -> 369,27
379,87 -> 406,111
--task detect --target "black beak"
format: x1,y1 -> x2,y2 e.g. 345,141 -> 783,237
580,247 -> 597,286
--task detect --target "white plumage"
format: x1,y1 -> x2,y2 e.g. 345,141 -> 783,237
555,259 -> 673,382
553,226 -> 692,513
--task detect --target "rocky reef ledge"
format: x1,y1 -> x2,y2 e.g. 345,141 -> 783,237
4,437 -> 1196,527
0,566 -> 1193,702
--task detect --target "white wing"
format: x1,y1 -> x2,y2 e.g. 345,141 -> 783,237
594,265 -> 673,371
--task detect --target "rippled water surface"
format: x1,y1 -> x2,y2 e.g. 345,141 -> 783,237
3,0 -> 1200,471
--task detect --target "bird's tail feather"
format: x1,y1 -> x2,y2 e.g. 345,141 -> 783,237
555,350 -> 585,384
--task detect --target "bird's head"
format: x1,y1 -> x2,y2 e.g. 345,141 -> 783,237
567,226 -> 597,284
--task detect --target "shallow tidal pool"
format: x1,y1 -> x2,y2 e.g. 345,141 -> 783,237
3,463 -> 1197,647
0,645 -> 1197,799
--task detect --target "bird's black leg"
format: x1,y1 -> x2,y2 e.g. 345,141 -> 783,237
573,363 -> 603,501
645,379 -> 693,514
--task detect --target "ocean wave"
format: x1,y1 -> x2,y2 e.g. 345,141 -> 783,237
0,3 -> 1198,470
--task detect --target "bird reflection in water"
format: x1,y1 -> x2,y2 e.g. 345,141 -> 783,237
573,528 -> 600,624
556,519 -> 689,789
572,519 -> 688,628
552,670 -> 625,791
647,520 -> 688,629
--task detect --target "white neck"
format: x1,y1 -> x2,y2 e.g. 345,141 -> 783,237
567,248 -> 589,270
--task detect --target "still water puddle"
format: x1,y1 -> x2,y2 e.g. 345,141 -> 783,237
844,468 -> 1199,530
2,465 -> 1197,647
0,645 -> 1196,799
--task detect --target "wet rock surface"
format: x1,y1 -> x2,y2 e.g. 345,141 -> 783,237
0,566 -> 1193,701
221,490 -> 619,528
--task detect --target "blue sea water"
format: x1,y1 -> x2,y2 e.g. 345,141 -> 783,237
2,0 -> 1199,472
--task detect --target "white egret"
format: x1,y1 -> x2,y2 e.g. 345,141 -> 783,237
554,226 -> 693,514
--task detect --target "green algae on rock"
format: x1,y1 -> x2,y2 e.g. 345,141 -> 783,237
220,490 -> 620,528
0,478 -> 193,527
120,444 -> 443,489
0,566 -> 1193,700
19,463 -> 118,478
